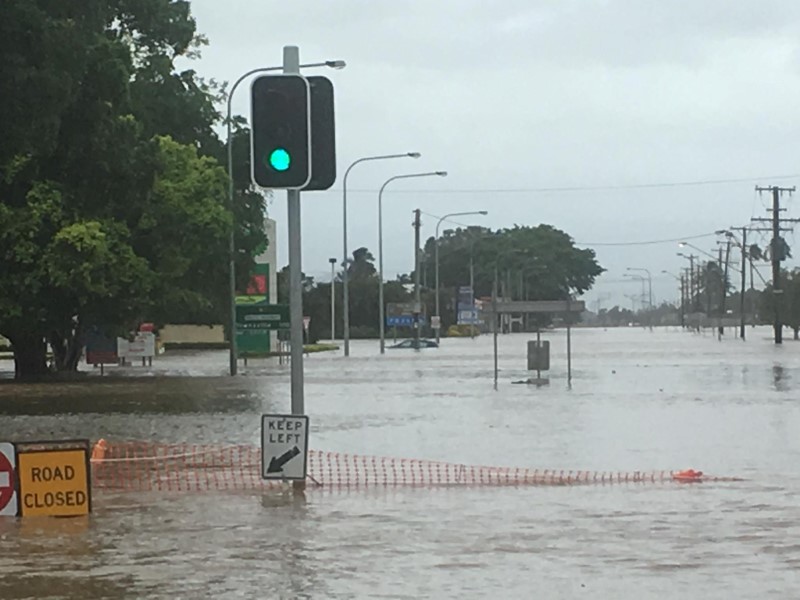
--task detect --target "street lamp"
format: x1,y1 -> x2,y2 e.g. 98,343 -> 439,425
661,270 -> 679,281
623,272 -> 648,310
377,171 -> 448,354
329,257 -> 337,343
434,211 -> 488,343
680,243 -> 719,318
678,241 -> 717,262
225,59 -> 345,376
677,251 -> 702,318
341,152 -> 420,357
719,228 -> 749,341
626,267 -> 653,308
662,270 -> 685,328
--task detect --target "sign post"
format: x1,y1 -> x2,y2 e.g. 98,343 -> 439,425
261,414 -> 309,481
236,304 -> 290,331
117,331 -> 156,366
0,443 -> 17,517
386,302 -> 428,328
250,45 -> 340,490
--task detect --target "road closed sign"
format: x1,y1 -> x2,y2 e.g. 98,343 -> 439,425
261,414 -> 309,480
16,443 -> 91,517
0,443 -> 17,517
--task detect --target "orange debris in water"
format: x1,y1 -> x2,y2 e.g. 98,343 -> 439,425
91,438 -> 109,462
672,469 -> 703,482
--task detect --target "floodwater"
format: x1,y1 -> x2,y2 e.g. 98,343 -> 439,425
1,327 -> 800,599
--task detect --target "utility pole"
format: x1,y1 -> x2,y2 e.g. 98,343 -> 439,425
718,238 -> 731,339
492,264 -> 499,390
329,257 -> 337,343
739,227 -> 747,340
717,237 -> 731,340
680,254 -> 697,311
469,252 -> 475,339
689,256 -> 699,331
679,272 -> 686,328
413,209 -> 422,350
753,185 -> 798,344
705,261 -> 712,319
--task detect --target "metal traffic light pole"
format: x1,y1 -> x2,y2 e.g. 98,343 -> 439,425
227,59 -> 342,376
283,46 -> 305,426
282,45 -> 307,493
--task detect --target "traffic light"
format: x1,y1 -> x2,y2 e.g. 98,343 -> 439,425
250,75 -> 311,189
303,76 -> 337,191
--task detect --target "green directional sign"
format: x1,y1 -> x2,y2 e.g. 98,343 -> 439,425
236,304 -> 290,331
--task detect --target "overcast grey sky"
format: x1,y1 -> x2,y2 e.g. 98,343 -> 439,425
187,0 -> 800,309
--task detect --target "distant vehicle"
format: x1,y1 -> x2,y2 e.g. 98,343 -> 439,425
388,338 -> 439,349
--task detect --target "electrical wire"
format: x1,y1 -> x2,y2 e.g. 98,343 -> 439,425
341,173 -> 800,195
576,232 -> 718,247
418,215 -> 726,249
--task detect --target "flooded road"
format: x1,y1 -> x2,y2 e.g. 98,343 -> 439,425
1,327 -> 800,598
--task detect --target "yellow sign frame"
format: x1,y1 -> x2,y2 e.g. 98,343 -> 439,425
16,440 -> 91,518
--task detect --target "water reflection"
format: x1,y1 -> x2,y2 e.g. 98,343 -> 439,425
0,330 -> 799,598
0,515 -> 136,600
772,365 -> 790,392
256,488 -> 325,600
0,377 -> 264,415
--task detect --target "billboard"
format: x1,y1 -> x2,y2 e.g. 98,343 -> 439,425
236,263 -> 272,354
386,302 -> 427,327
457,286 -> 480,325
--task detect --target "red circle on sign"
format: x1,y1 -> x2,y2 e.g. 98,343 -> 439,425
0,451 -> 14,511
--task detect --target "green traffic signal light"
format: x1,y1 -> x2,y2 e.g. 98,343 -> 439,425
250,75 -> 311,188
268,148 -> 291,172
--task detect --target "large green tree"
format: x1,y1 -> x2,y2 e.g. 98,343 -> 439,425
420,224 -> 604,330
276,248 -> 412,342
0,0 -> 266,378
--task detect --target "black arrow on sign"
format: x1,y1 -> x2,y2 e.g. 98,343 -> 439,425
267,446 -> 301,474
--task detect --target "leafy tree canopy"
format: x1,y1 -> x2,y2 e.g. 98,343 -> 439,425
421,224 -> 604,300
0,0 -> 266,377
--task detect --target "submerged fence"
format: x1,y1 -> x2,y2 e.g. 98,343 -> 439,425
89,440 -> 741,491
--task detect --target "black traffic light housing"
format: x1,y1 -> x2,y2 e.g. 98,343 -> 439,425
250,75 -> 311,189
303,76 -> 336,191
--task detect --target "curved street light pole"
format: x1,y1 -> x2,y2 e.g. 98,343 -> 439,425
377,171 -> 448,354
662,270 -> 685,328
225,59 -> 344,376
679,241 -> 717,262
626,267 -> 652,308
677,252 -> 700,321
679,242 -> 717,318
434,211 -> 487,343
623,273 -> 648,311
329,257 -> 337,343
341,152 -> 420,358
719,228 -> 749,341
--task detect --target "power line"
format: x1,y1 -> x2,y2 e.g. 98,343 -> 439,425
419,211 -> 479,230
339,173 -> 800,195
417,216 -> 723,248
576,232 -> 718,247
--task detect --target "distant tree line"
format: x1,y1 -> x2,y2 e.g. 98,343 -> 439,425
587,266 -> 800,338
281,225 -> 604,343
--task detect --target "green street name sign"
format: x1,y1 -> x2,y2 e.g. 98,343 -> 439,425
235,304 -> 290,331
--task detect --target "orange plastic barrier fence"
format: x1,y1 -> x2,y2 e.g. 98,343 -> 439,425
89,441 -> 742,491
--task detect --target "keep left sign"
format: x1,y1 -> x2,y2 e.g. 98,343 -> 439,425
0,443 -> 18,517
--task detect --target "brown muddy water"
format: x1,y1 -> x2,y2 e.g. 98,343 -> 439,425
1,327 -> 799,599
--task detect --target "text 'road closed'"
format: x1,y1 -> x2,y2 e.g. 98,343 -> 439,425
17,448 -> 91,517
